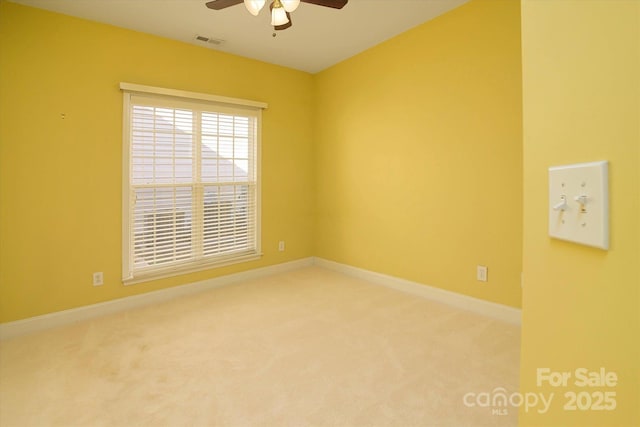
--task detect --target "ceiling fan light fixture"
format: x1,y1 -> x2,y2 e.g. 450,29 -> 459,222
271,5 -> 289,26
244,0 -> 266,16
280,0 -> 300,12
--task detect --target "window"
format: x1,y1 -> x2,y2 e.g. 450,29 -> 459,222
121,83 -> 266,284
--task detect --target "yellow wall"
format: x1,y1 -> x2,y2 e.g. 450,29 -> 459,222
314,0 -> 523,308
0,1 -> 315,322
520,1 -> 639,425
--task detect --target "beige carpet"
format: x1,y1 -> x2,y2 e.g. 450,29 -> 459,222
0,266 -> 520,427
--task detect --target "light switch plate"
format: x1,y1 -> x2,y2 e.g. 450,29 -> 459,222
548,161 -> 609,250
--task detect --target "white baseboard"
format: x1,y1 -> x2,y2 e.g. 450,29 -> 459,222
313,258 -> 521,325
1,256 -> 520,340
0,257 -> 314,341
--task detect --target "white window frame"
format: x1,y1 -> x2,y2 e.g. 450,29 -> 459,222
120,83 -> 267,285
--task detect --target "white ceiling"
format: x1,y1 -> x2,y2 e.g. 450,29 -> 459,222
10,0 -> 468,73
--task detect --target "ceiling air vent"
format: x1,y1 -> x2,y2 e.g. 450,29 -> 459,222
195,35 -> 225,46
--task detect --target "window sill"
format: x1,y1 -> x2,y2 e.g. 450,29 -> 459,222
123,252 -> 263,286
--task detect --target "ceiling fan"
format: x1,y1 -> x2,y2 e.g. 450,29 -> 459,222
205,0 -> 348,32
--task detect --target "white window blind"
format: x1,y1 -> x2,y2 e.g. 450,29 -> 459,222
121,84 -> 265,284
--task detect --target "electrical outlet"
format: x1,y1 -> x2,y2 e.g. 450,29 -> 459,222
477,266 -> 488,282
278,241 -> 285,252
93,272 -> 104,286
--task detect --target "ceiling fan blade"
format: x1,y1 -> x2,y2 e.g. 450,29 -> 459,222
205,0 -> 244,10
300,0 -> 348,9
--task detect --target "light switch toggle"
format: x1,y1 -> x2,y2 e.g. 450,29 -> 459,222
574,195 -> 589,205
553,196 -> 569,211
